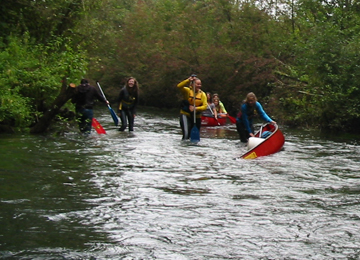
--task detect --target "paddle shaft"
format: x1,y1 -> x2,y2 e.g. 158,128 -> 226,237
190,79 -> 200,143
96,81 -> 108,101
207,104 -> 220,125
227,115 -> 237,124
96,81 -> 112,110
193,80 -> 196,124
96,81 -> 119,126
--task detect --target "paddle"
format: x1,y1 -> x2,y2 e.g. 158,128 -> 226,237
92,118 -> 106,134
207,104 -> 220,125
190,79 -> 200,143
227,115 -> 237,124
96,81 -> 119,126
259,125 -> 263,137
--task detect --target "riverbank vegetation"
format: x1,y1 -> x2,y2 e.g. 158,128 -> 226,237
1,0 -> 359,133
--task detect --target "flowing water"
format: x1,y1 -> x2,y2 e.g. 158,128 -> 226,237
1,108 -> 360,259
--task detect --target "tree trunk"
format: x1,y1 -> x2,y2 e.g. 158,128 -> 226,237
30,78 -> 76,134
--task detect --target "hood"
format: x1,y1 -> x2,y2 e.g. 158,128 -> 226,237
78,83 -> 90,93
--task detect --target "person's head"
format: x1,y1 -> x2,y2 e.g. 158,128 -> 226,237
80,78 -> 89,85
193,78 -> 202,92
125,77 -> 138,92
213,97 -> 220,105
213,93 -> 219,99
245,92 -> 257,106
206,92 -> 212,102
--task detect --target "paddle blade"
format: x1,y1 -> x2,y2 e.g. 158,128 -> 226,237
228,115 -> 237,124
108,105 -> 119,126
190,125 -> 200,143
92,118 -> 106,134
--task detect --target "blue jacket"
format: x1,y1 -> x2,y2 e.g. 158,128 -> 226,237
238,101 -> 272,133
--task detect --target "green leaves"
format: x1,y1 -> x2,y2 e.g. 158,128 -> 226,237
0,35 -> 87,129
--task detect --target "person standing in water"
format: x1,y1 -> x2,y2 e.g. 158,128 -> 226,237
177,74 -> 207,140
117,77 -> 139,131
236,92 -> 276,142
71,79 -> 109,134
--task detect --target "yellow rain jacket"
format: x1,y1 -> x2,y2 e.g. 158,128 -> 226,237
177,79 -> 207,118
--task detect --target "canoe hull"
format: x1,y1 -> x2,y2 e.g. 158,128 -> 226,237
201,115 -> 226,126
240,123 -> 285,159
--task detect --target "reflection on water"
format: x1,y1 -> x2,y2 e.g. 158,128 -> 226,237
1,107 -> 360,259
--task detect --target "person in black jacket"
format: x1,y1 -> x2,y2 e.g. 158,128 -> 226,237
72,79 -> 109,134
117,77 -> 139,131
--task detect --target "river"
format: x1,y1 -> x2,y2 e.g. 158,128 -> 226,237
1,107 -> 360,259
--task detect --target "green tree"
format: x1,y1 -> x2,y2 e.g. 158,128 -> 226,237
282,0 -> 360,131
0,35 -> 87,130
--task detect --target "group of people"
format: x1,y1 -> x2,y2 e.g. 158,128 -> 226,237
203,92 -> 228,120
71,75 -> 276,144
71,77 -> 139,134
176,75 -> 276,142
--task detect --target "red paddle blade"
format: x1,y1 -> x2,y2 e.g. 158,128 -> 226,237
228,115 -> 237,124
92,118 -> 106,134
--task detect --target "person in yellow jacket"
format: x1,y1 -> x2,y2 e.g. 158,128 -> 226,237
177,74 -> 208,140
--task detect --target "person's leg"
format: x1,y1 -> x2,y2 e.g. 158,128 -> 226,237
119,110 -> 127,131
180,114 -> 190,140
77,108 -> 92,134
236,121 -> 248,143
82,109 -> 93,134
127,109 -> 134,131
195,117 -> 201,130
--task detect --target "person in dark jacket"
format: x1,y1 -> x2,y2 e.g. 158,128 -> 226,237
117,77 -> 139,131
72,79 -> 109,134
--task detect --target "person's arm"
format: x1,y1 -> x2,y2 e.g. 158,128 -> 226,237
117,89 -> 124,111
94,87 -> 108,104
195,92 -> 208,112
177,79 -> 191,99
255,102 -> 273,123
214,108 -> 218,119
219,101 -> 227,114
133,92 -> 139,116
177,78 -> 191,88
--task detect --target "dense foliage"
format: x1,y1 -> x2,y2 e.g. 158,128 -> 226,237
1,0 -> 360,133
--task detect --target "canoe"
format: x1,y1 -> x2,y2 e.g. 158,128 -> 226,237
201,115 -> 227,126
240,123 -> 285,159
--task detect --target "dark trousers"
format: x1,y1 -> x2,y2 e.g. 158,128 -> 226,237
76,108 -> 93,134
119,109 -> 135,131
180,114 -> 201,140
236,120 -> 253,143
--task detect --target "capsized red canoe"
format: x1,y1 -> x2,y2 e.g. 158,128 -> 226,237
240,123 -> 285,159
201,115 -> 226,126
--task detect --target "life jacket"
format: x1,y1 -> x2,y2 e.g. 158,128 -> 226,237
188,89 -> 203,107
119,86 -> 136,110
239,103 -> 257,120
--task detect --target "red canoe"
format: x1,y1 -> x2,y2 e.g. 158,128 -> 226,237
201,115 -> 227,126
240,123 -> 285,159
